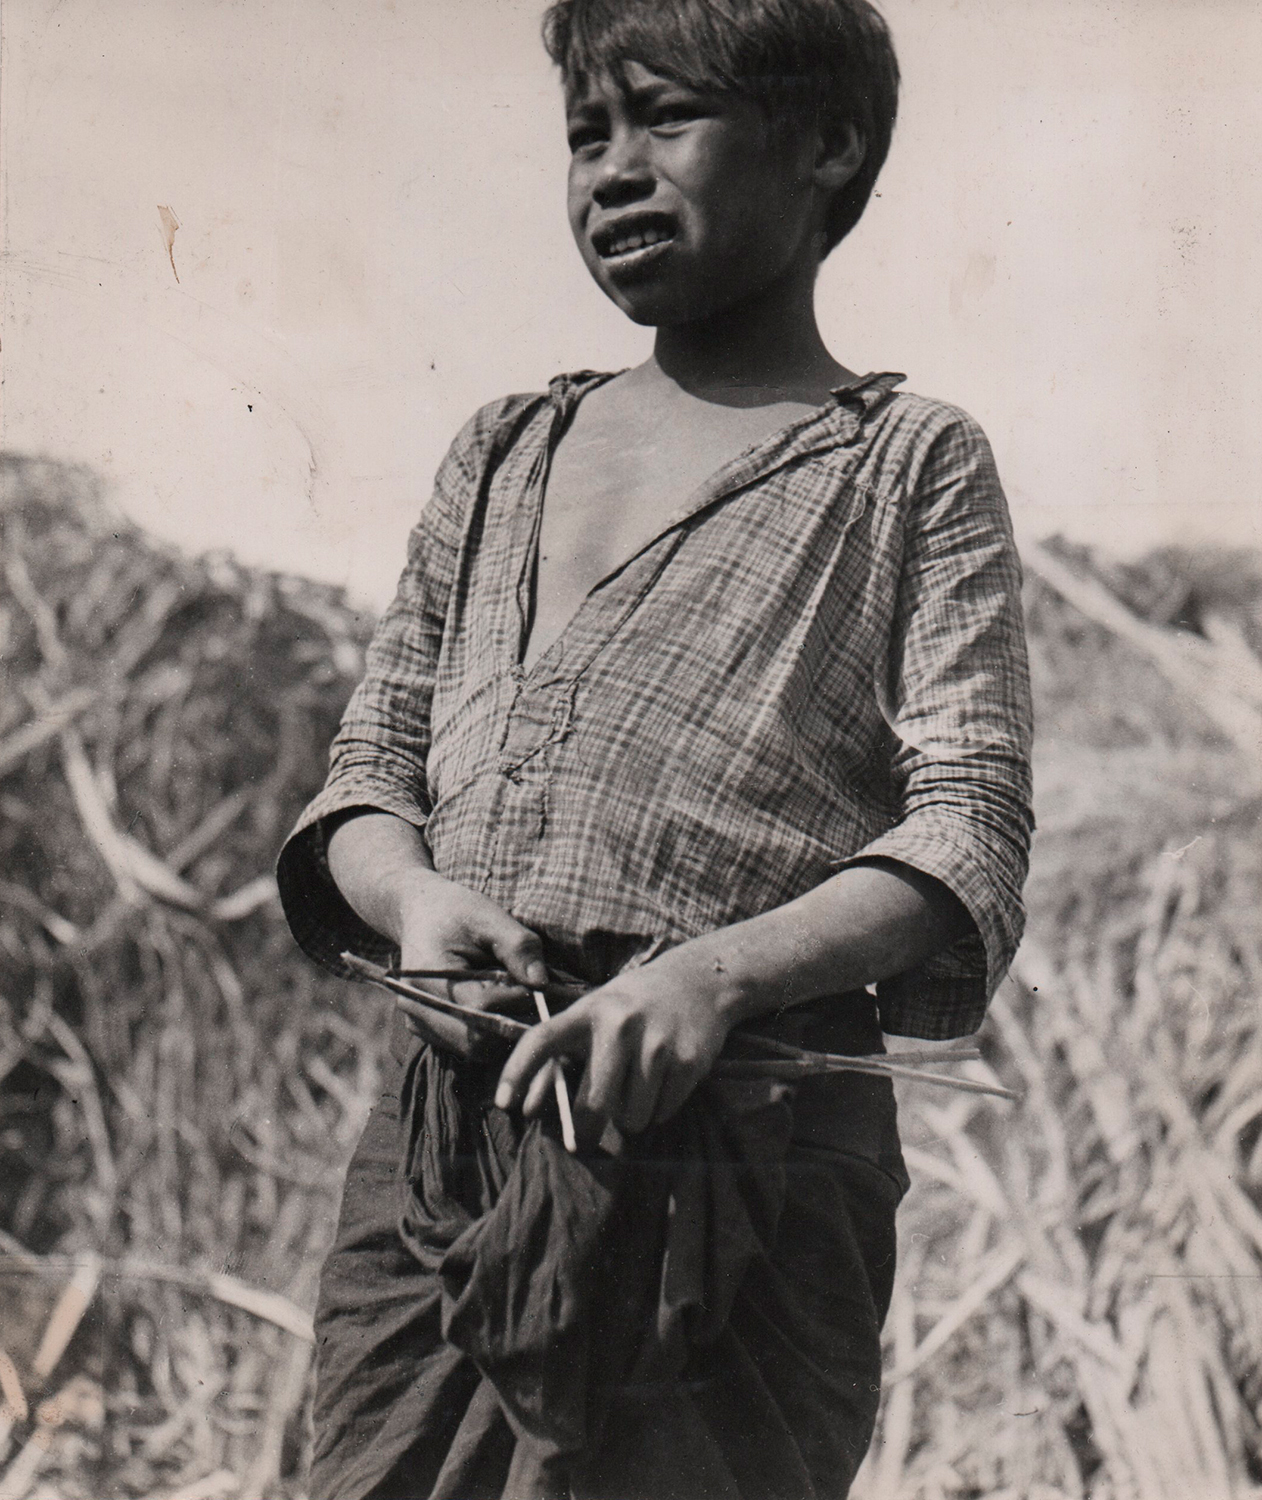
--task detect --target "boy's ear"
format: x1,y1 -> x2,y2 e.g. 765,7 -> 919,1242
813,123 -> 866,196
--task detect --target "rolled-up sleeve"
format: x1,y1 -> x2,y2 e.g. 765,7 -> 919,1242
836,413 -> 1034,1038
275,420 -> 476,978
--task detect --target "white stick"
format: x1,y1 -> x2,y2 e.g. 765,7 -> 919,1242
532,990 -> 578,1153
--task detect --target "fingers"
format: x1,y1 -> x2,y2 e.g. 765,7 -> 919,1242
495,1008 -> 586,1111
392,882 -> 555,1064
618,1042 -> 671,1136
484,914 -> 549,990
397,968 -> 523,1018
580,1011 -> 695,1130
494,985 -> 717,1137
523,1058 -> 560,1119
449,978 -> 527,1014
581,1008 -> 631,1122
398,876 -> 548,990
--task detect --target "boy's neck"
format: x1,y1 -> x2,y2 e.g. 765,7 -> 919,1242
647,265 -> 855,409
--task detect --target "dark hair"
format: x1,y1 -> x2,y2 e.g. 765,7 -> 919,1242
541,0 -> 899,253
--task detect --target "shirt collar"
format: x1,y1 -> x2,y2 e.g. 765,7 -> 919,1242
540,367 -> 907,547
547,368 -> 905,431
830,371 -> 906,423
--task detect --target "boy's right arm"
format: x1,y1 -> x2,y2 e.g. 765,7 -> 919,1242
324,810 -> 549,1053
276,397 -> 539,994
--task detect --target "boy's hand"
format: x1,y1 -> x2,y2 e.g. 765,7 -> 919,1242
325,812 -> 548,1056
395,870 -> 548,1054
494,947 -> 737,1136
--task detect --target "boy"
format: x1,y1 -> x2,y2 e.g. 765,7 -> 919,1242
278,1 -> 1033,1496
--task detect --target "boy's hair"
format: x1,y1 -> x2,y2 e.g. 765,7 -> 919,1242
542,0 -> 899,254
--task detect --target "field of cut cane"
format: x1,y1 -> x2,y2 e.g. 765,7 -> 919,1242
855,547 -> 1262,1500
2,454 -> 1261,1499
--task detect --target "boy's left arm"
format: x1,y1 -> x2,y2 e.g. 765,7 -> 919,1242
497,857 -> 975,1133
498,411 -> 1033,1134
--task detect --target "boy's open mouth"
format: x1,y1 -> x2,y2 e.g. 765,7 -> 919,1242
592,213 -> 677,268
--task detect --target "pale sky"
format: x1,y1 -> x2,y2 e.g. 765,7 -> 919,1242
3,0 -> 1260,608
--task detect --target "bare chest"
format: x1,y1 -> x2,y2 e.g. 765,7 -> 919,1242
538,428 -> 716,584
523,394 -> 815,672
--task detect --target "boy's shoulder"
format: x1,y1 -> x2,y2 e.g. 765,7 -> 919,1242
442,372 -> 614,476
865,381 -> 990,445
855,382 -> 1000,490
463,372 -> 614,434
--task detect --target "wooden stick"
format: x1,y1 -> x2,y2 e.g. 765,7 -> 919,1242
393,992 -> 528,1043
728,1030 -> 980,1066
342,954 -> 530,1040
389,967 -> 587,1003
713,1057 -> 1019,1100
390,965 -> 513,983
533,990 -> 578,1153
865,1045 -> 982,1067
349,957 -> 1018,1101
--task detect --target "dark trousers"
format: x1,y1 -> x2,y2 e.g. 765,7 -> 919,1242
311,1010 -> 906,1500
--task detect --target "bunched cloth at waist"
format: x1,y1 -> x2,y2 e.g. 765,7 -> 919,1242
309,1040 -> 904,1500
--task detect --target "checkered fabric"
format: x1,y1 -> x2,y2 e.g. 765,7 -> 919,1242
277,371 -> 1033,1039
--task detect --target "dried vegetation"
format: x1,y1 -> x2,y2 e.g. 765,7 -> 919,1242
2,456 -> 1261,1498
0,457 -> 380,1499
857,540 -> 1262,1500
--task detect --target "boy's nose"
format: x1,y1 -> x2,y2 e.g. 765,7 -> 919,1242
592,132 -> 654,208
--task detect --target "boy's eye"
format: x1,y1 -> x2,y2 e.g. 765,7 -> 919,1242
567,123 -> 607,154
651,101 -> 706,129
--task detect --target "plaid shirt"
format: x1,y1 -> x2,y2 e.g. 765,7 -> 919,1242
278,371 -> 1033,1039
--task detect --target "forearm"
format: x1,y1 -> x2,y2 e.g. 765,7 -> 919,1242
324,809 -> 548,1058
654,859 -> 972,1030
325,810 -> 438,947
495,858 -> 971,1130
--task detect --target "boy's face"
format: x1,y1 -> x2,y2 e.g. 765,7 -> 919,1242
565,62 -> 822,328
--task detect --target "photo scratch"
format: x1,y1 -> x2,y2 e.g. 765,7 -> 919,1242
156,205 -> 181,283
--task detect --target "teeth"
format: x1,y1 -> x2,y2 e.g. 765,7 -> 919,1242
606,225 -> 669,256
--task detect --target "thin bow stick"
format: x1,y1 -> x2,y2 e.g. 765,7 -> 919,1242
389,965 -> 513,982
388,966 -> 587,1003
729,1031 -> 981,1066
849,1061 -> 1017,1100
532,989 -> 578,1153
714,1055 -> 1018,1100
347,956 -> 1016,1102
342,953 -> 530,1040
854,1046 -> 983,1068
